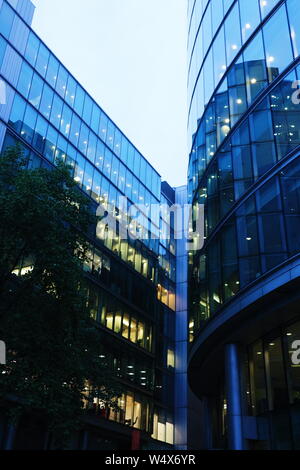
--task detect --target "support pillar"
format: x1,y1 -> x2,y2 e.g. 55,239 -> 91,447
3,422 -> 17,450
225,343 -> 244,450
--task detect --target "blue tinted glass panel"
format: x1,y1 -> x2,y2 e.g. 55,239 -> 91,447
33,114 -> 47,153
83,95 -> 93,125
69,113 -> 81,147
78,123 -> 89,155
44,125 -> 58,162
46,54 -> 59,89
95,139 -> 105,171
17,61 -> 33,99
287,0 -> 300,58
65,75 -> 76,108
28,73 -> 43,109
50,94 -> 63,129
60,104 -> 72,138
86,131 -> 97,163
56,65 -> 68,98
260,0 -> 279,18
263,5 -> 293,82
8,94 -> 26,133
239,0 -> 260,44
25,32 -> 39,67
91,104 -> 100,133
74,85 -> 85,116
35,43 -> 49,78
243,32 -> 268,104
0,35 -> 6,67
21,105 -> 37,144
0,2 -> 14,38
225,2 -> 242,65
39,84 -> 53,120
213,27 -> 226,86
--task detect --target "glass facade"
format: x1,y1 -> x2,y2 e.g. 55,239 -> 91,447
188,0 -> 300,451
188,0 -> 300,335
0,0 -> 178,449
247,320 -> 300,449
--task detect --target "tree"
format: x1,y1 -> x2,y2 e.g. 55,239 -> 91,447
0,146 -> 121,448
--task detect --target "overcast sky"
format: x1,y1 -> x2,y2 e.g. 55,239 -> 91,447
31,0 -> 188,187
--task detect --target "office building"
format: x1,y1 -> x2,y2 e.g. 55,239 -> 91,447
0,0 -> 188,450
188,0 -> 300,450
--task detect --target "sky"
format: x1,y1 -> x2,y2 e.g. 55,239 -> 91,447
31,0 -> 188,187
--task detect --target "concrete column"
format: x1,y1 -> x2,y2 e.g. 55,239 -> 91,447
3,422 -> 17,450
225,343 -> 244,450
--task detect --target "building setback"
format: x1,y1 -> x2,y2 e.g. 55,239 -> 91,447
0,0 -> 190,450
188,0 -> 300,450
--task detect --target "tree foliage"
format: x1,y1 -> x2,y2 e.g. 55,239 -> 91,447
0,146 -> 120,448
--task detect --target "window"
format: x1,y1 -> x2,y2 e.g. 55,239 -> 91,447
78,123 -> 89,155
0,36 -> 6,68
39,84 -> 54,120
137,322 -> 145,347
99,112 -> 108,139
91,172 -> 102,203
69,113 -> 81,147
17,62 -> 33,99
130,318 -> 137,343
55,135 -> 68,165
95,139 -> 105,171
60,104 -> 72,138
83,95 -> 93,125
243,32 -> 268,105
252,141 -> 277,177
86,131 -> 97,163
24,32 -> 39,67
35,43 -> 49,78
91,104 -> 100,133
225,3 -> 242,65
0,2 -> 14,38
260,0 -> 279,18
50,94 -> 63,129
33,115 -> 47,153
167,349 -> 175,368
285,322 -> 300,404
114,312 -> 122,334
202,2 -> 212,56
213,27 -> 227,87
267,337 -> 289,409
65,75 -> 76,108
106,120 -> 115,148
122,314 -> 130,339
204,50 -> 214,105
28,73 -> 43,109
56,65 -> 68,99
239,0 -> 261,44
46,54 -> 59,89
250,108 -> 273,142
83,161 -> 94,194
259,213 -> 286,255
263,5 -> 293,82
21,105 -> 37,144
74,85 -> 85,116
249,341 -> 268,415
288,0 -> 300,58
44,126 -> 58,162
8,94 -> 26,133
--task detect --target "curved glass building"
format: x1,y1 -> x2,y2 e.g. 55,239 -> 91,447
187,0 -> 300,450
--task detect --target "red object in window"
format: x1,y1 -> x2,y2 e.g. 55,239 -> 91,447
131,429 -> 141,450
